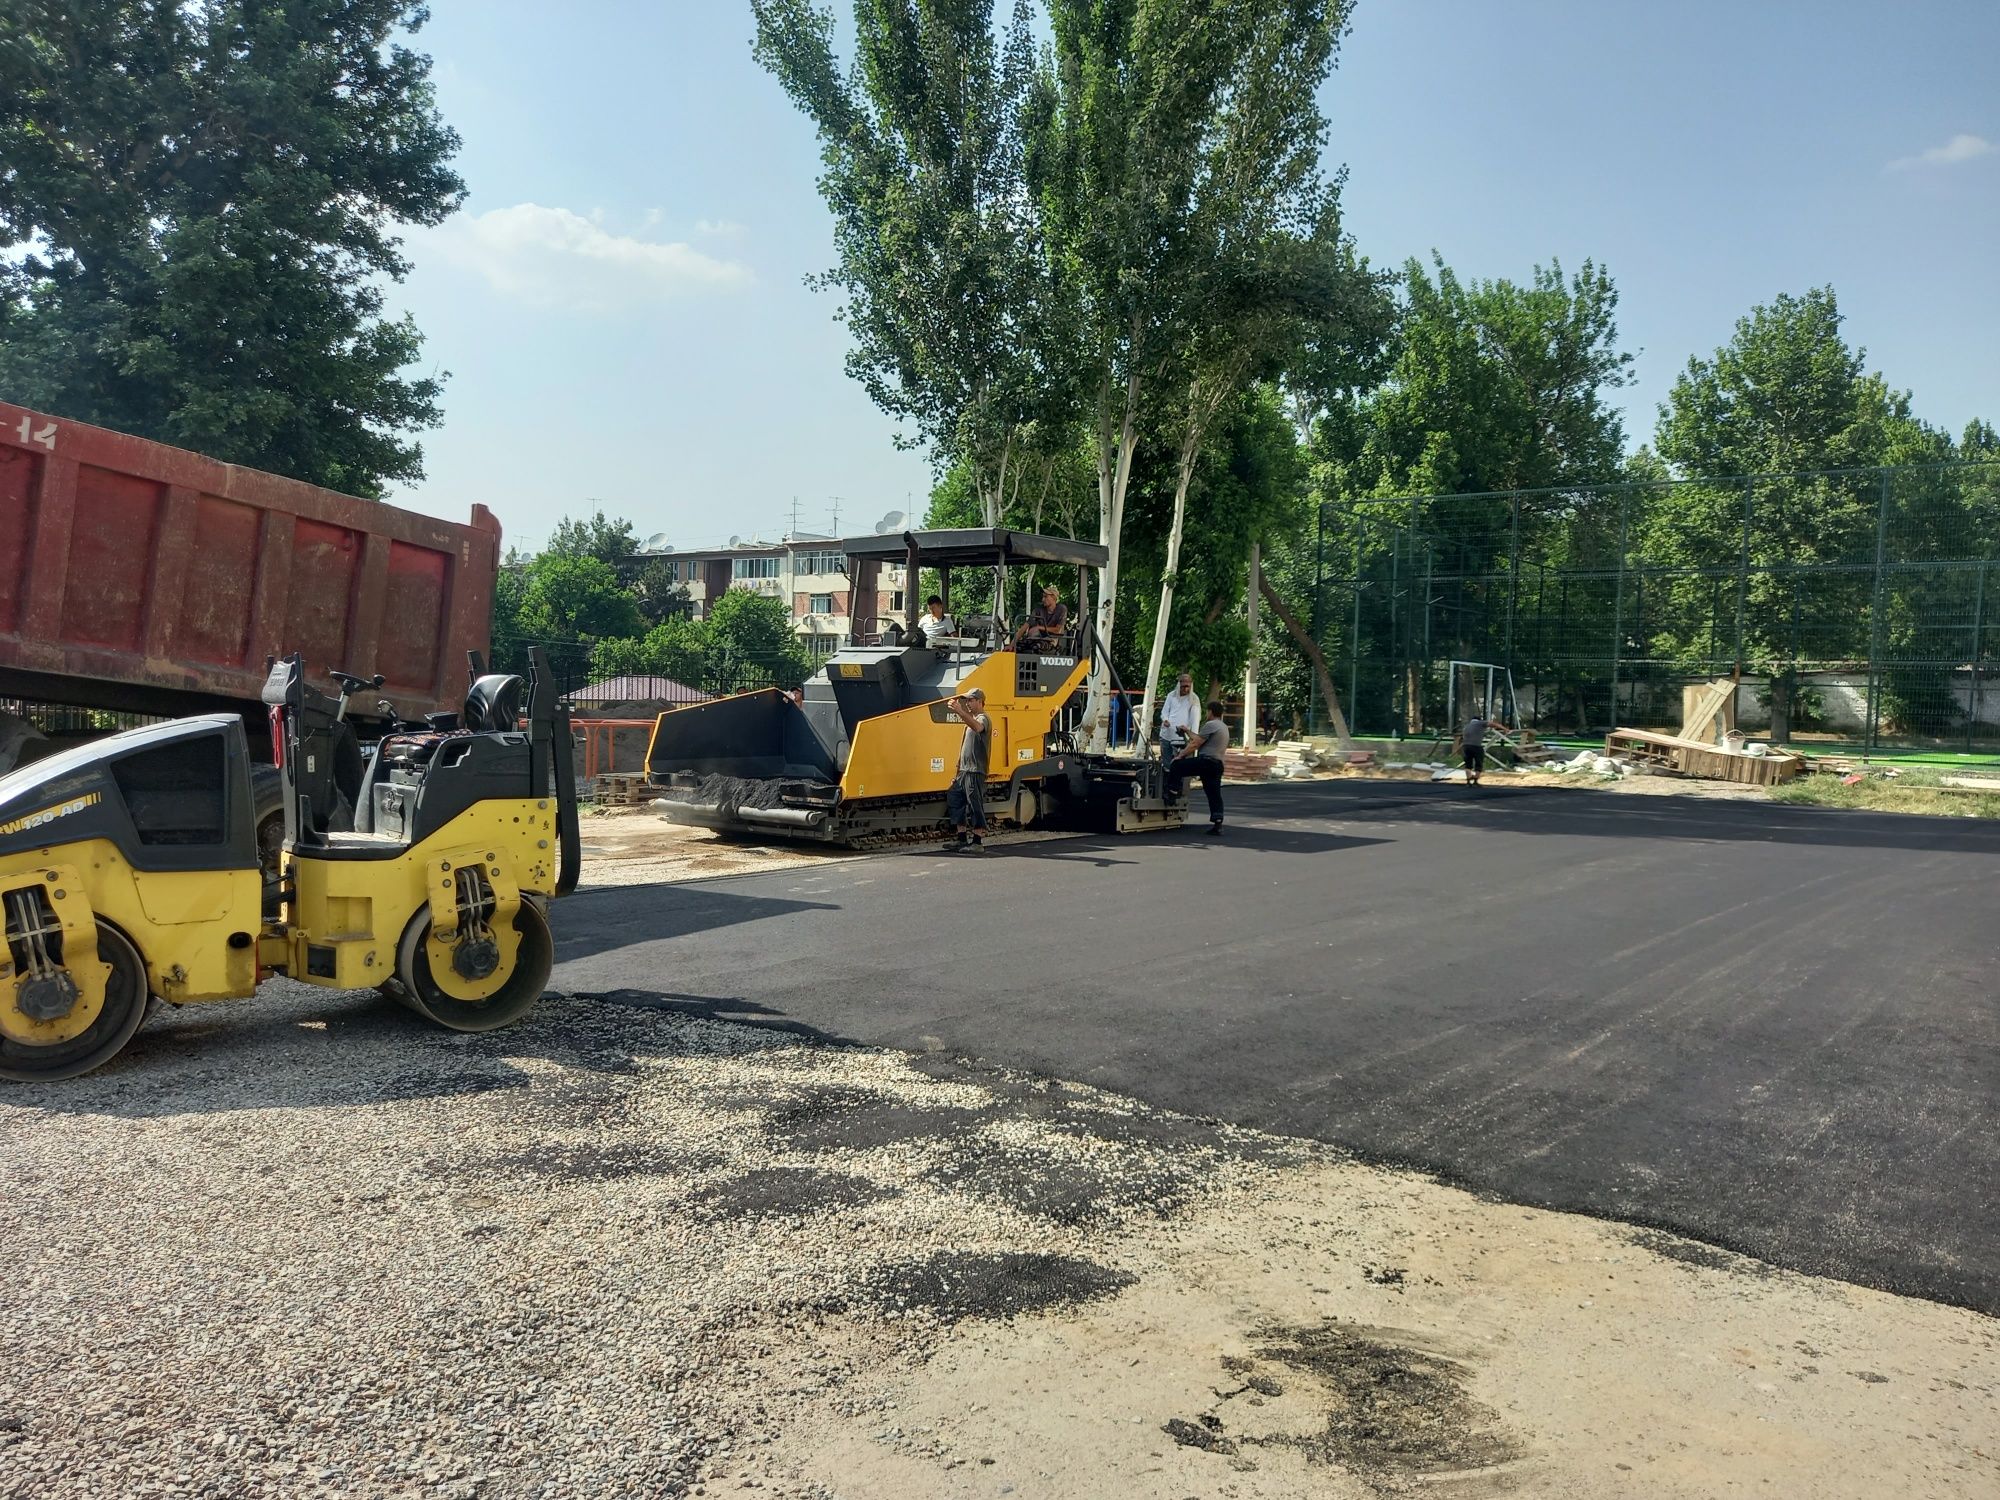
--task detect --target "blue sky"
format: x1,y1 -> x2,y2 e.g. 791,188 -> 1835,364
388,1 -> 1999,549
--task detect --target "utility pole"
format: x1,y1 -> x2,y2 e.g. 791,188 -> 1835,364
1243,544 -> 1261,749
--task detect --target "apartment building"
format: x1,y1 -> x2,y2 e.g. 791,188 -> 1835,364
638,535 -> 907,656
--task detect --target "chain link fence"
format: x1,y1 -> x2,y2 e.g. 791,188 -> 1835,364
1303,461 -> 2000,752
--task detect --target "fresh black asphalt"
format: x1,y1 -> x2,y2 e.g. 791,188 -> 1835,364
552,781 -> 2000,1314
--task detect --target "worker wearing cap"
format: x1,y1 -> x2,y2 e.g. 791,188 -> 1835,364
942,687 -> 991,852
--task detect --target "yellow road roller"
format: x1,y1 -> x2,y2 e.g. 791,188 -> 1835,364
647,528 -> 1183,845
0,648 -> 580,1081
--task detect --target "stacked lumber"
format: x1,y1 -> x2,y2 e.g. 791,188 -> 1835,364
1602,728 -> 1803,785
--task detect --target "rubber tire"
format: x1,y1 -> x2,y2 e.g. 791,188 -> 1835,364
394,899 -> 553,1033
0,921 -> 151,1083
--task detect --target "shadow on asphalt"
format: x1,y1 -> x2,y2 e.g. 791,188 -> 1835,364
1238,779 -> 2000,853
552,886 -> 840,963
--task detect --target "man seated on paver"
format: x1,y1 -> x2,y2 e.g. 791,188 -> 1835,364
918,594 -> 956,645
1014,584 -> 1069,653
1165,698 -> 1227,836
942,687 -> 991,852
1158,670 -> 1200,758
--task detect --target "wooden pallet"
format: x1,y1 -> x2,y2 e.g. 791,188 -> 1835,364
1604,728 -> 1803,785
591,772 -> 653,806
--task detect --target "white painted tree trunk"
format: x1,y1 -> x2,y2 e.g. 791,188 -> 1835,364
1136,416 -> 1202,748
1243,542 -> 1260,749
1083,352 -> 1144,753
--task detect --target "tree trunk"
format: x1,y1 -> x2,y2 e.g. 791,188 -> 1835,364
1257,570 -> 1351,751
1137,387 -> 1207,746
1768,670 -> 1793,744
1084,335 -> 1145,752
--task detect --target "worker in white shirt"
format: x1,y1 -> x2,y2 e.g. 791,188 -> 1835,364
918,594 -> 956,646
1158,670 -> 1200,756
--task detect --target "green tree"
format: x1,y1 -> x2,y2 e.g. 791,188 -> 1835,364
514,554 -> 645,646
751,0 -> 1072,526
546,509 -> 640,565
591,616 -> 709,685
704,590 -> 813,691
1026,0 -> 1359,747
1646,286 -> 1955,739
1306,254 -> 1633,733
0,1 -> 464,497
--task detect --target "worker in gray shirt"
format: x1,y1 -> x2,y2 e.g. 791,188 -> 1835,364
942,687 -> 991,851
1461,712 -> 1486,787
1165,698 -> 1227,835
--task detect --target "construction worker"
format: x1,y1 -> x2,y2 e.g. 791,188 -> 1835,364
1166,698 -> 1227,836
1014,584 -> 1068,652
942,687 -> 991,852
918,594 -> 956,645
1158,670 -> 1200,756
1462,710 -> 1486,787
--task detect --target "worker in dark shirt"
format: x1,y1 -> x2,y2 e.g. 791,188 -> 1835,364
1015,584 -> 1069,652
1165,699 -> 1228,836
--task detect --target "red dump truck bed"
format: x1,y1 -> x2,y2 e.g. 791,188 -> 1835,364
0,399 -> 499,722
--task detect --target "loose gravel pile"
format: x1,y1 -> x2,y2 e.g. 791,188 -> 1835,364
0,982 -> 1296,1500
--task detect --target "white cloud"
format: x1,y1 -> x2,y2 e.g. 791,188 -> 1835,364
1888,133 -> 1995,171
430,203 -> 751,309
695,218 -> 746,237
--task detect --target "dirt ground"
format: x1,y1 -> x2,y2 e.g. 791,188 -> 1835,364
5,996 -> 1992,1500
772,1151 -> 1999,1500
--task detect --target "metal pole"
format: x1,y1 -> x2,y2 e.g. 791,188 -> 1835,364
1505,492 -> 1521,675
1968,560 -> 1985,755
1389,515 -> 1402,735
1349,569 -> 1361,738
1312,503 -> 1325,638
1244,543 -> 1260,749
1422,543 -> 1434,733
1609,486 -> 1629,732
1733,477 -> 1754,673
1864,469 -> 1892,757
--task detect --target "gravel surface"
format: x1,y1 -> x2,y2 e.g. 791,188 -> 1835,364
4,980 -> 1994,1499
0,983 -> 1289,1499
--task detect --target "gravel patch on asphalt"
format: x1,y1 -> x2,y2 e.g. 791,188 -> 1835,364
3,983 -> 1994,1500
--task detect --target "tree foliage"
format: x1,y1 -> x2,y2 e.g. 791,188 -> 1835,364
0,0 -> 463,497
751,0 -> 1070,525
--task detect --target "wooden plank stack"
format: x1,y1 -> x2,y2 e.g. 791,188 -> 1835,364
590,772 -> 653,807
1603,728 -> 1804,785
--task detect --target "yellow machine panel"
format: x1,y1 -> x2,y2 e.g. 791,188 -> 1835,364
0,841 -> 261,1007
840,650 -> 1088,801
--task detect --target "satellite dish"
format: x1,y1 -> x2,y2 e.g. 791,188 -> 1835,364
873,509 -> 907,535
641,532 -> 670,552
728,535 -> 742,547
657,544 -> 674,555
